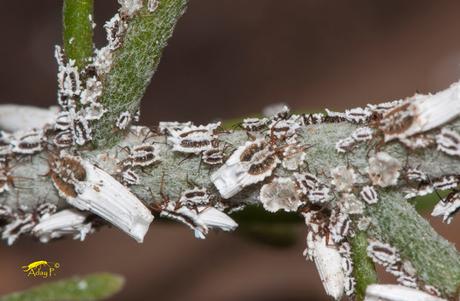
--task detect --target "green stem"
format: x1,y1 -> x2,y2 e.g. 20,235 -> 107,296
92,0 -> 188,148
63,0 -> 94,69
350,231 -> 378,301
368,191 -> 460,296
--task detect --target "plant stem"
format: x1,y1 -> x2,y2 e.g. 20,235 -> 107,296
1,120 -> 460,296
92,0 -> 188,148
63,0 -> 94,69
350,231 -> 378,301
368,191 -> 460,296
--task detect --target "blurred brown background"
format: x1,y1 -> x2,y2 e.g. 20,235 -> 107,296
1,1 -> 460,300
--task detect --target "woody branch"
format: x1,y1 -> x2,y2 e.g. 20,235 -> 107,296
0,1 -> 460,301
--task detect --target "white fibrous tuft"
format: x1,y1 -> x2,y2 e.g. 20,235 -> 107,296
94,46 -> 113,75
360,185 -> 379,204
431,191 -> 460,224
32,209 -> 94,243
83,102 -> 107,121
338,193 -> 364,215
364,284 -> 446,301
116,111 -> 132,130
282,144 -> 306,170
80,77 -> 103,105
259,177 -> 301,212
330,166 -> 357,192
211,139 -> 280,199
262,103 -> 290,119
436,127 -> 460,157
357,216 -> 372,231
367,152 -> 401,187
118,0 -> 144,17
147,0 -> 159,12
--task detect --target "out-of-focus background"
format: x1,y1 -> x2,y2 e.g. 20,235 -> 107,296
0,1 -> 460,300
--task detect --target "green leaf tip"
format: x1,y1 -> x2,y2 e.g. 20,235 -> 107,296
350,231 -> 378,301
0,273 -> 125,301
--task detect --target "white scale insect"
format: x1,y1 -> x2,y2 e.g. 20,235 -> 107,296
305,235 -> 345,300
268,118 -> 300,141
159,121 -> 193,135
379,82 -> 460,143
71,114 -> 92,146
241,117 -> 269,132
159,189 -> 237,239
121,168 -> 140,186
281,144 -> 306,171
104,13 -> 127,51
11,130 -> 44,155
431,190 -> 460,224
367,240 -> 400,267
360,185 -> 379,204
115,111 -> 132,130
167,122 -> 220,154
53,130 -> 74,148
336,136 -> 356,153
55,111 -> 72,130
202,148 -> 224,165
50,154 -> 154,242
211,138 -> 280,199
32,209 -> 94,243
57,60 -> 81,98
436,127 -> 460,157
336,127 -> 373,154
338,242 -> 356,296
329,210 -> 352,243
406,168 -> 428,182
364,284 -> 446,301
2,212 -> 35,245
345,107 -> 372,123
124,143 -> 161,167
294,172 -> 332,204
